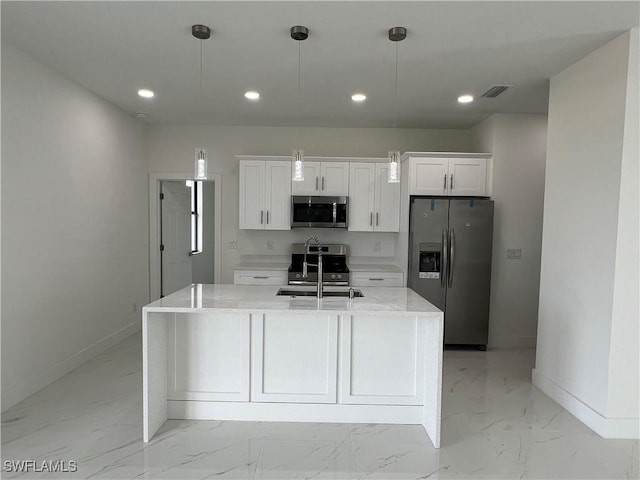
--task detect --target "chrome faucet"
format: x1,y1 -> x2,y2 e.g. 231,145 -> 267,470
302,236 -> 324,298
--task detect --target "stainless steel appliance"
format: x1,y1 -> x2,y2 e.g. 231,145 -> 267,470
408,197 -> 494,349
288,243 -> 349,286
291,196 -> 348,228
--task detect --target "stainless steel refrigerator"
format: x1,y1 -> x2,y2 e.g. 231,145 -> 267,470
408,197 -> 494,349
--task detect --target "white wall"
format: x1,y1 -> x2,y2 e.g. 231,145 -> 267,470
470,114 -> 548,348
147,125 -> 471,283
534,30 -> 638,438
606,27 -> 639,420
1,44 -> 149,410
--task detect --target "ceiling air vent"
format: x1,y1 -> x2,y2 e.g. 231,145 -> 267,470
481,85 -> 511,98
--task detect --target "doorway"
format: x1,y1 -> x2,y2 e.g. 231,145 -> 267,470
149,173 -> 222,301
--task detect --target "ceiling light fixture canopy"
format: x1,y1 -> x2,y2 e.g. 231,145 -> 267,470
291,25 -> 309,182
191,24 -> 211,40
387,26 -> 406,184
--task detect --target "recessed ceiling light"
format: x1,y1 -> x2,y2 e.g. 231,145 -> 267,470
457,94 -> 474,104
351,93 -> 367,102
244,91 -> 260,100
138,89 -> 155,98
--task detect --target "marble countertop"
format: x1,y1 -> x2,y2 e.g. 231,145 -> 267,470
348,264 -> 403,273
143,284 -> 441,316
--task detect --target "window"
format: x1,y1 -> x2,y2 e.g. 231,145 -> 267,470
186,180 -> 204,255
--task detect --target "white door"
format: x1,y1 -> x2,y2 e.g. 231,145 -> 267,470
409,158 -> 448,195
291,161 -> 321,195
239,161 -> 266,229
161,181 -> 192,296
448,158 -> 487,196
374,163 -> 400,232
348,163 -> 375,232
320,162 -> 349,195
265,161 -> 292,230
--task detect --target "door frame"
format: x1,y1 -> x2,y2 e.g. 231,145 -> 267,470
149,172 -> 222,301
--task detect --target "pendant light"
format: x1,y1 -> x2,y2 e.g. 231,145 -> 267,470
192,25 -> 211,180
387,26 -> 406,183
291,25 -> 309,182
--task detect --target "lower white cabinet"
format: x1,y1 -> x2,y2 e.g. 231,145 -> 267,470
233,270 -> 287,285
339,315 -> 424,405
251,313 -> 338,403
167,312 -> 250,402
350,272 -> 403,287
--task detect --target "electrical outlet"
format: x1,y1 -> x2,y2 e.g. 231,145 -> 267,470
374,241 -> 381,252
266,240 -> 274,251
228,240 -> 238,250
507,248 -> 522,260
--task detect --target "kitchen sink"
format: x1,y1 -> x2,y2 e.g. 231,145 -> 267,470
276,288 -> 364,298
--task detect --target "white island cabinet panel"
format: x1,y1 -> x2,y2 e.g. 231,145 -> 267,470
168,313 -> 250,402
251,313 -> 338,403
340,315 -> 424,405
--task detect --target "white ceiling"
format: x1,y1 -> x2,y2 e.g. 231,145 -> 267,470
2,1 -> 638,129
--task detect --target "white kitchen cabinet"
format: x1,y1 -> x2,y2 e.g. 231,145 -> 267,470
239,160 -> 291,230
350,271 -> 404,287
408,156 -> 488,197
348,162 -> 400,232
251,313 -> 338,403
167,312 -> 250,402
292,161 -> 349,196
233,270 -> 287,285
339,315 -> 425,405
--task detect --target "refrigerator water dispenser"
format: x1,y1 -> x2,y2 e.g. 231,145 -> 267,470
419,243 -> 441,279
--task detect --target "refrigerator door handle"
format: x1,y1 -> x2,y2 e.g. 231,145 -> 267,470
448,228 -> 455,288
443,174 -> 447,191
441,229 -> 448,288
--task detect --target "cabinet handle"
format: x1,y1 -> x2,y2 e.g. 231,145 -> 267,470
322,176 -> 325,190
370,212 -> 373,226
451,174 -> 454,190
253,276 -> 268,279
260,210 -> 264,224
369,278 -> 384,281
266,211 -> 269,224
315,176 -> 319,190
376,212 -> 379,226
444,174 -> 447,191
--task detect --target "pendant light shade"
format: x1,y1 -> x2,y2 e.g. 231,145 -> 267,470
195,148 -> 208,180
388,151 -> 401,183
292,149 -> 305,182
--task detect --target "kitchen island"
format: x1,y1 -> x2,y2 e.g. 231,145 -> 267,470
142,284 -> 444,447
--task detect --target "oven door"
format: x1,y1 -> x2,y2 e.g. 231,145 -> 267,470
291,196 -> 348,228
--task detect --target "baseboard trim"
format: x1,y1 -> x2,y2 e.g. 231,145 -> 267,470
2,321 -> 140,411
489,335 -> 537,349
532,368 -> 639,439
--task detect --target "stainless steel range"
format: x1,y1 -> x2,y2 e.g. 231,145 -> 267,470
288,243 -> 349,286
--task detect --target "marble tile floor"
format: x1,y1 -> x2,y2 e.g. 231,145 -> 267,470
2,333 -> 638,480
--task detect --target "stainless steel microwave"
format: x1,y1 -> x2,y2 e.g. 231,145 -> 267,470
291,196 -> 348,228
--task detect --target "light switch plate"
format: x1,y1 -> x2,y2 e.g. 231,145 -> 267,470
507,248 -> 522,259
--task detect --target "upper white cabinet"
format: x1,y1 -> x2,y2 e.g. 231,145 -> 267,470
239,159 -> 291,230
348,162 -> 400,232
407,154 -> 489,197
292,161 -> 349,196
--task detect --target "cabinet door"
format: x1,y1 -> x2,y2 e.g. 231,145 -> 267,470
448,158 -> 487,196
339,315 -> 424,405
374,163 -> 400,232
233,270 -> 288,285
239,161 -> 266,229
320,162 -> 350,196
348,163 -> 375,232
168,312 -> 250,402
252,313 -> 338,403
265,161 -> 292,230
350,272 -> 403,287
291,161 -> 321,195
409,158 -> 448,195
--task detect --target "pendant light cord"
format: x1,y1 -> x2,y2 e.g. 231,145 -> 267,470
394,41 -> 399,149
200,39 -> 204,95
